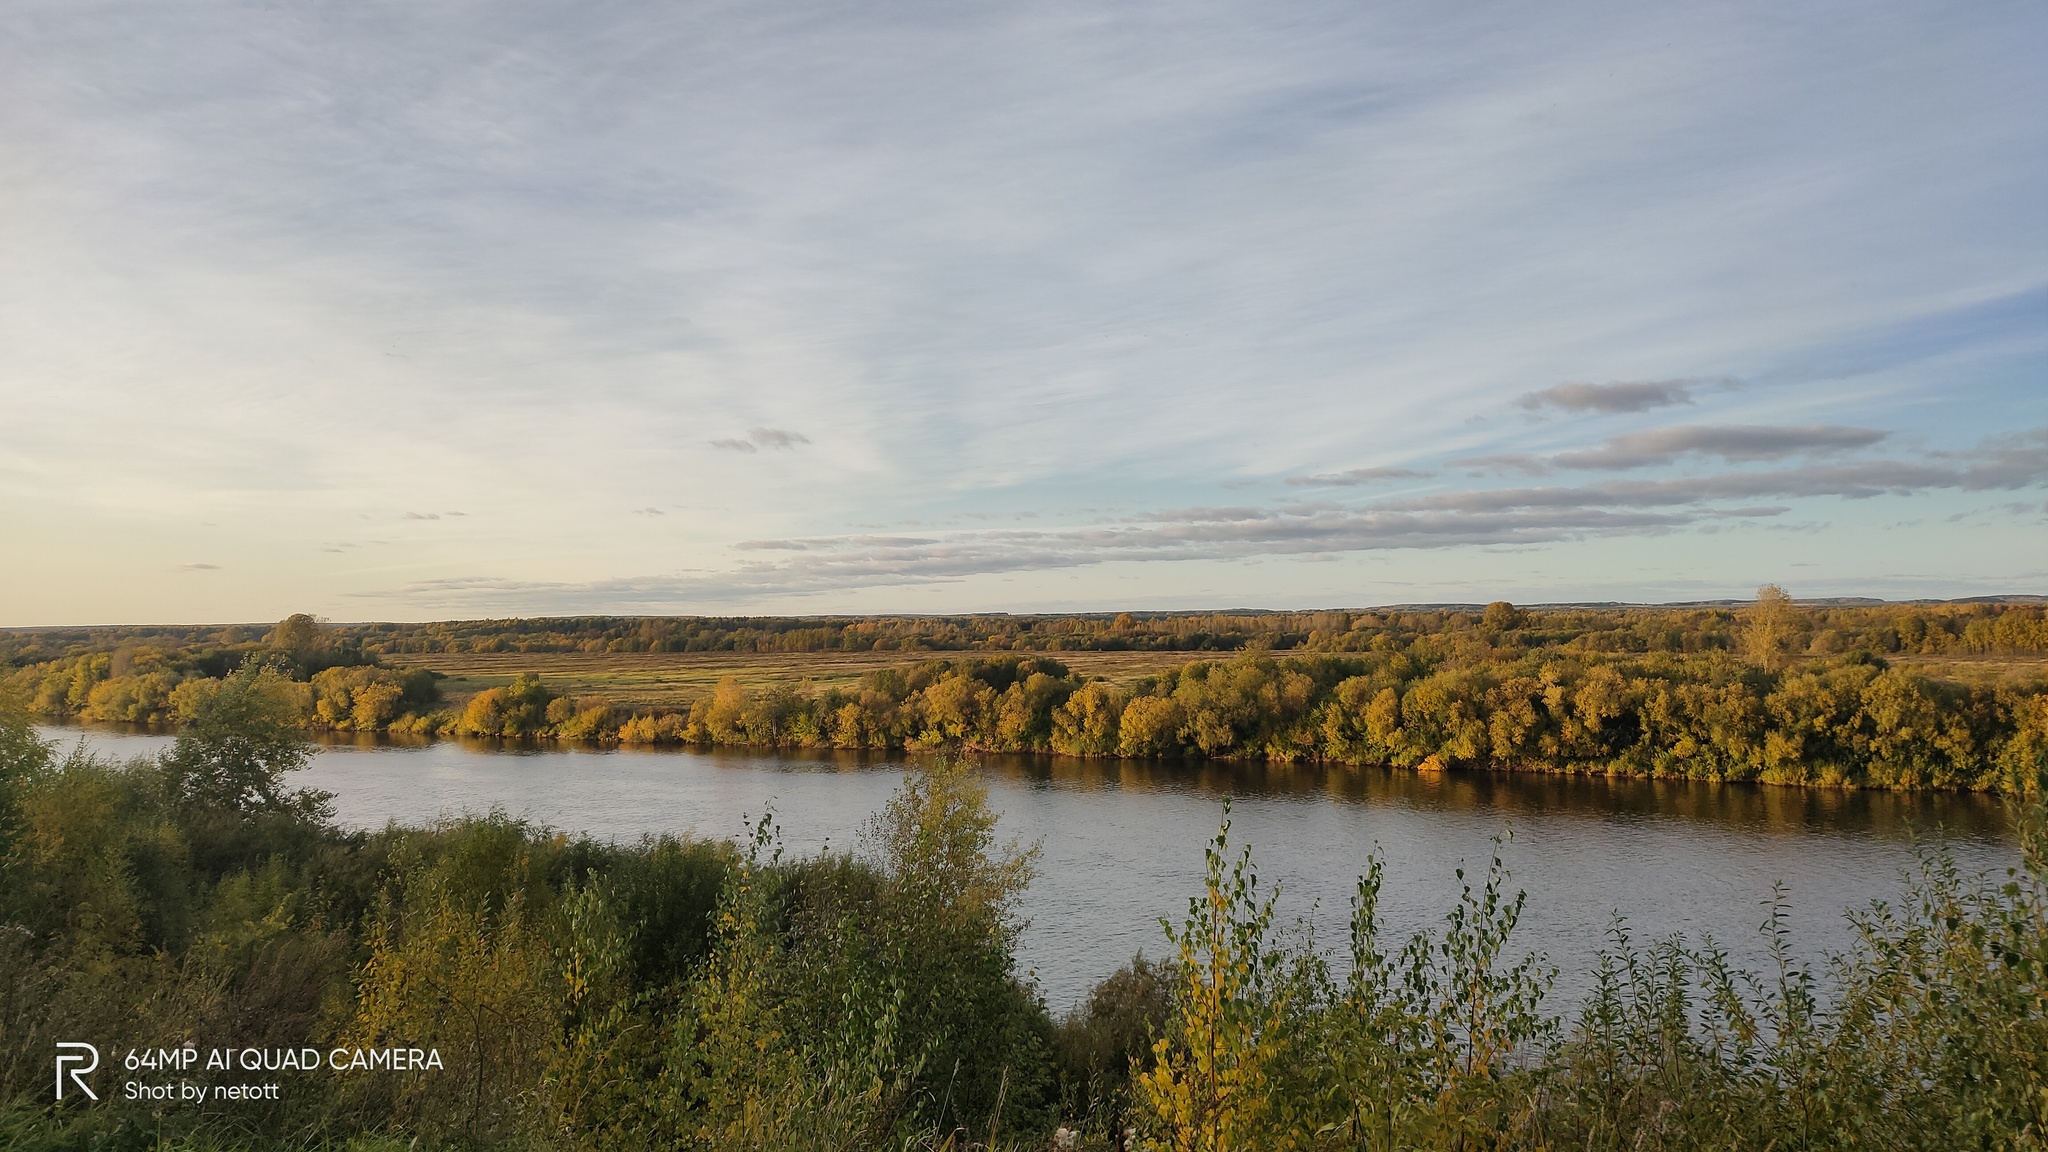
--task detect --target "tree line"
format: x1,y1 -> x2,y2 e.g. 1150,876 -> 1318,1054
3,670 -> 2043,1150
502,648 -> 2044,792
7,598 -> 2047,665
8,599 -> 2047,791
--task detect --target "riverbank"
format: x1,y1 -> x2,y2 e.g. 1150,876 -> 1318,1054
11,604 -> 2047,792
27,651 -> 2048,793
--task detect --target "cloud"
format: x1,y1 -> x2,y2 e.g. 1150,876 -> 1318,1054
360,504 -> 1711,608
1517,380 -> 1714,413
1467,424 -> 1889,473
1395,429 -> 2048,512
748,428 -> 810,449
736,535 -> 938,550
354,428 -> 2048,609
403,511 -> 442,520
1286,466 -> 1429,487
1555,424 -> 1887,469
711,428 -> 810,453
177,562 -> 220,571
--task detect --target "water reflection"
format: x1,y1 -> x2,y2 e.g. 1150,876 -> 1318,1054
972,752 -> 2009,840
55,723 -> 2021,838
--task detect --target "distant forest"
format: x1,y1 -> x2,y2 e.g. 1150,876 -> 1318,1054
6,595 -> 2047,791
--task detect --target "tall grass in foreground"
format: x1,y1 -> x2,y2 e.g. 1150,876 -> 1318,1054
2,668 -> 2044,1150
1129,794 -> 2047,1151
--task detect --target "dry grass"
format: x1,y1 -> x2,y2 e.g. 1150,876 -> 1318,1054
381,648 -> 1194,709
384,648 -> 2048,711
1885,652 -> 2048,684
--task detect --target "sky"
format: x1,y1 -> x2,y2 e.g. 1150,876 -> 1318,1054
2,0 -> 2045,625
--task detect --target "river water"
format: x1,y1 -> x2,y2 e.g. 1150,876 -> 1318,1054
39,726 -> 2019,1012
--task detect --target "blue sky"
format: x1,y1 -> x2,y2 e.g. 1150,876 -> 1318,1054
2,0 -> 2044,624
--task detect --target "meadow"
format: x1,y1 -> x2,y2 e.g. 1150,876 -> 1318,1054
377,649 -> 1190,711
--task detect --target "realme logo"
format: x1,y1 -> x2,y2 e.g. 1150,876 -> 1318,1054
55,1042 -> 98,1101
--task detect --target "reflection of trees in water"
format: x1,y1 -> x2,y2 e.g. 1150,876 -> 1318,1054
961,752 -> 2010,839
48,720 -> 2017,840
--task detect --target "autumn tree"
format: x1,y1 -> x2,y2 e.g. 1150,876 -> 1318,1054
1743,584 -> 1803,672
1482,601 -> 1527,631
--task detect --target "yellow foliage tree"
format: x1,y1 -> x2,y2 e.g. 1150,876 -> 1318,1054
1744,584 -> 1804,672
1135,814 -> 1303,1152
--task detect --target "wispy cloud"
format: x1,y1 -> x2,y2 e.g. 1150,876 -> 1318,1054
1465,424 -> 1890,474
1517,380 -> 1721,413
748,428 -> 809,449
354,429 -> 2048,609
362,505 -> 1701,607
1286,466 -> 1430,487
1401,429 -> 2044,510
711,428 -> 811,453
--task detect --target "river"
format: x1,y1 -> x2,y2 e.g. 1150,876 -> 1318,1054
38,725 -> 2019,1012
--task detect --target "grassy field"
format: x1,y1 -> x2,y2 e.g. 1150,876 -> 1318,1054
1887,652 -> 2048,681
381,648 -> 1194,709
384,648 -> 2048,711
